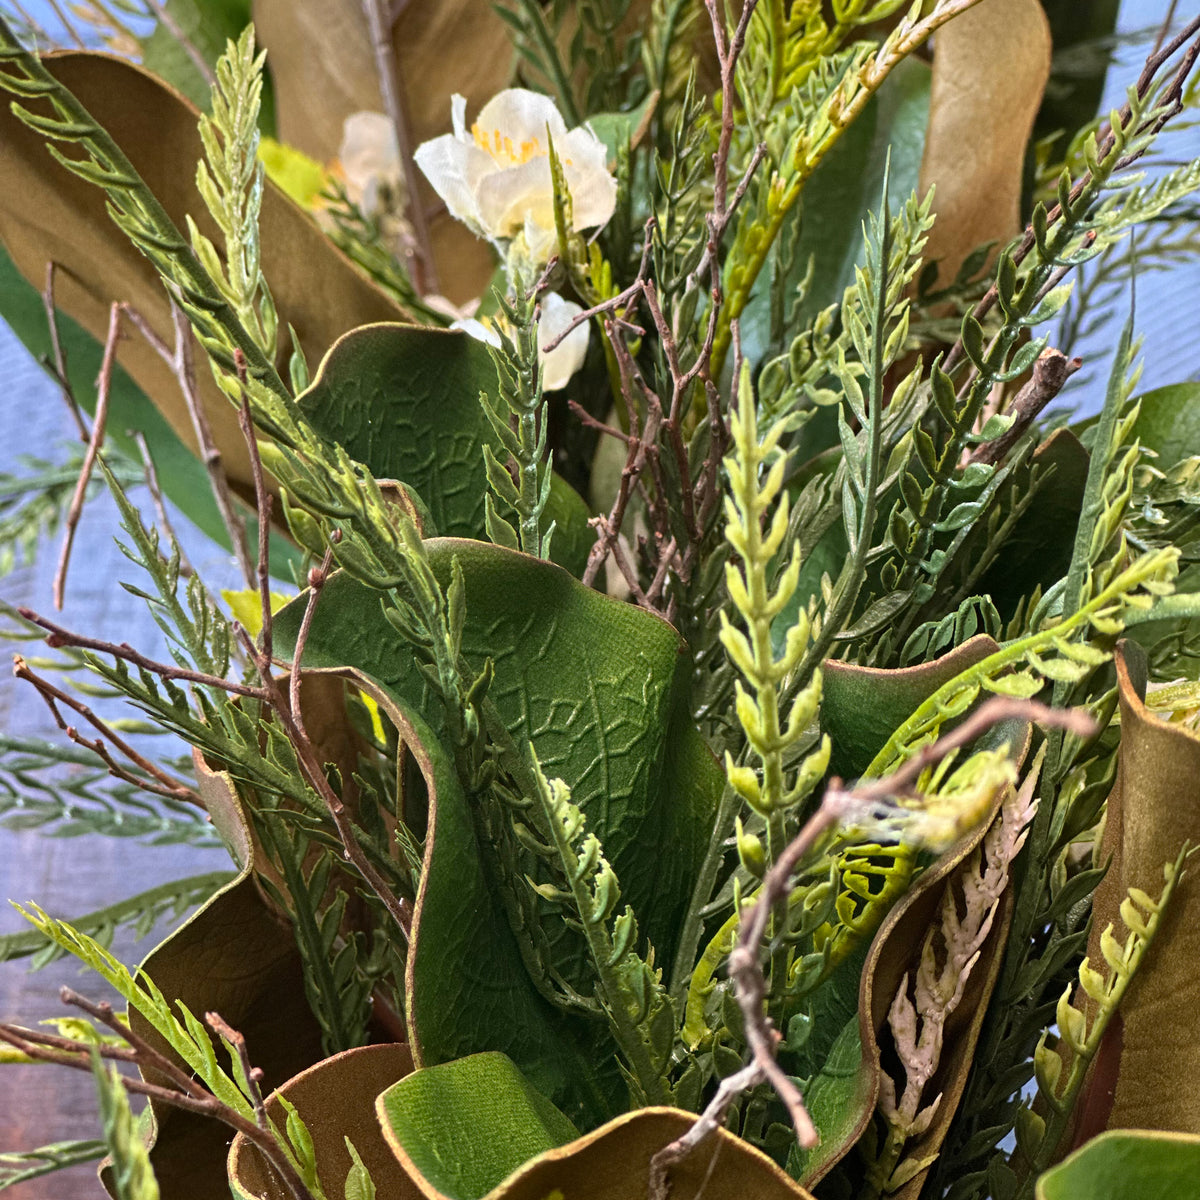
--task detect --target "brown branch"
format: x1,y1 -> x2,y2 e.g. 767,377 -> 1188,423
12,654 -> 199,802
122,302 -> 255,589
132,429 -> 195,579
41,262 -> 89,441
141,0 -> 215,88
943,15 -> 1200,378
361,0 -> 438,294
52,302 -> 120,610
17,607 -> 267,699
206,1011 -> 270,1132
968,348 -> 1082,467
650,700 -> 1097,1193
288,546 -> 335,726
229,371 -> 413,941
38,989 -> 318,1200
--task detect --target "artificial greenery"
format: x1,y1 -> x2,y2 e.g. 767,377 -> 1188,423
2,3 -> 1200,1200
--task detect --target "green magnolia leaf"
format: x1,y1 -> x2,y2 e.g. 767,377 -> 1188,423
821,634 -> 1000,779
296,325 -> 592,575
743,55 -> 931,367
275,541 -> 722,984
377,1052 -> 580,1200
1130,383 -> 1200,469
383,1104 -> 816,1200
1036,1130 -> 1200,1200
786,1013 -> 875,1187
974,429 -> 1089,621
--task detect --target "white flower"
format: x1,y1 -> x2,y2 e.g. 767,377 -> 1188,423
337,111 -> 404,218
414,89 -> 617,265
452,292 -> 589,392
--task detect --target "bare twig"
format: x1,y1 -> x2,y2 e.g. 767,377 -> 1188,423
121,301 -> 255,589
132,429 -> 195,579
53,303 -> 120,610
205,1011 -> 270,1132
968,349 -> 1082,466
41,262 -> 89,441
649,699 -> 1097,1195
5,989 -> 319,1200
13,653 -> 199,801
141,0 -> 215,88
361,0 -> 438,294
288,546 -> 335,726
18,606 -> 266,699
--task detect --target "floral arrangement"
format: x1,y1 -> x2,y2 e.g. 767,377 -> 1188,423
1,2 -> 1200,1199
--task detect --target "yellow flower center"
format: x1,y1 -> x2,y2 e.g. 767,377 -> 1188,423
472,124 -> 543,165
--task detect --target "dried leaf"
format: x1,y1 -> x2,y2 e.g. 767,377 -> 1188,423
861,728 -> 1031,1199
1071,643 -> 1200,1139
228,1043 -> 416,1200
918,0 -> 1052,282
0,53 -> 409,497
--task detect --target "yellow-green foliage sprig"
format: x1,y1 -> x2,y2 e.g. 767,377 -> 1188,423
720,362 -> 831,835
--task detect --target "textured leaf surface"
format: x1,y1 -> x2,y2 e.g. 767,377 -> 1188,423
382,1106 -> 816,1200
377,1052 -> 579,1200
822,635 -> 1000,780
297,325 -> 591,574
1036,1130 -> 1200,1200
228,1043 -> 416,1200
275,542 -> 722,983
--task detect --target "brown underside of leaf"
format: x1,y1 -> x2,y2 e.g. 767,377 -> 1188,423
110,767 -> 324,1200
229,1042 -> 419,1200
252,0 -> 507,303
918,0 -> 1052,283
861,734 -> 1029,1198
1071,642 -> 1200,1137
0,53 -> 410,495
378,1104 -> 818,1200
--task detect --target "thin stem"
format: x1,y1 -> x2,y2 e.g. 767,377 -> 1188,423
41,261 -> 89,441
141,0 -> 214,87
53,302 -> 120,609
360,0 -> 438,294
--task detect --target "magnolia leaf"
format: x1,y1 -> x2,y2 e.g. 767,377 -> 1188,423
1036,1129 -> 1200,1200
1070,643 -> 1200,1139
975,429 -> 1089,620
274,544 -> 723,996
273,548 -> 725,1125
296,324 -> 591,575
228,1043 -> 415,1200
382,1102 -> 816,1200
252,0 -> 506,303
1129,383 -> 1200,469
376,1052 -> 580,1200
822,634 -> 1001,780
103,772 -> 325,1200
918,0 -> 1051,283
0,52 -> 410,500
859,745 -> 1024,1200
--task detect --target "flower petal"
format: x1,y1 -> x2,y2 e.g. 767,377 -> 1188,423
475,87 -> 568,147
451,316 -> 502,348
538,293 -> 588,391
414,134 -> 492,233
475,155 -> 555,240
